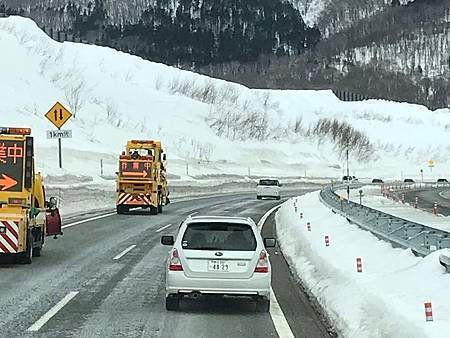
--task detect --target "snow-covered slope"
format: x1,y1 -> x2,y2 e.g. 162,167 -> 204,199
288,0 -> 416,27
1,16 -> 449,183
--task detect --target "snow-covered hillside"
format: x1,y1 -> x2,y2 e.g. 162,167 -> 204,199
1,16 -> 449,183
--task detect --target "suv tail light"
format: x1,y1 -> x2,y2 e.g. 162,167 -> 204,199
169,248 -> 183,271
255,250 -> 269,273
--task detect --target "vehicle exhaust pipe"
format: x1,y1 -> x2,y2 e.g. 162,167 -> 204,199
191,291 -> 201,299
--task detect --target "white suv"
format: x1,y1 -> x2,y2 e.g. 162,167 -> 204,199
256,179 -> 281,200
161,215 -> 276,312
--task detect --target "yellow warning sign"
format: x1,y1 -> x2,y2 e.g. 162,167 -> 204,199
45,102 -> 72,129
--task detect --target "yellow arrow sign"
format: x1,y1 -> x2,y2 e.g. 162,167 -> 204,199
45,102 -> 72,129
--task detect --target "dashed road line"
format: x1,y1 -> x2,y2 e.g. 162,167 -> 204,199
156,223 -> 173,233
27,291 -> 79,332
113,245 -> 137,260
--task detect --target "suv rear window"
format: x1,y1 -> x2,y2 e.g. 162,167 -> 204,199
258,179 -> 279,186
182,222 -> 257,251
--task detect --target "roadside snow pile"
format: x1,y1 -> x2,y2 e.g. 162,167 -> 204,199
275,191 -> 450,337
1,16 -> 450,182
338,186 -> 450,233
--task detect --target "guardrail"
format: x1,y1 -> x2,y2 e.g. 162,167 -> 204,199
381,182 -> 450,196
319,184 -> 450,258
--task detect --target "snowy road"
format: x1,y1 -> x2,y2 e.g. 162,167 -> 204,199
400,188 -> 450,216
0,191 -> 332,338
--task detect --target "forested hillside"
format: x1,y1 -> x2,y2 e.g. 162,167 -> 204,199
200,0 -> 449,109
1,0 -> 448,109
1,0 -> 320,65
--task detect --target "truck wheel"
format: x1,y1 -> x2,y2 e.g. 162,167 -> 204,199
33,231 -> 43,257
158,195 -> 163,214
117,205 -> 125,214
20,231 -> 33,264
166,295 -> 180,311
33,246 -> 41,257
150,206 -> 158,215
257,196 -> 262,200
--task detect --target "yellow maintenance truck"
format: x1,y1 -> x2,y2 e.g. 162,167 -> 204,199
116,140 -> 169,215
0,127 -> 62,264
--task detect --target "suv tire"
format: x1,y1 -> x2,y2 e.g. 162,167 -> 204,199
166,295 -> 180,311
256,297 -> 270,312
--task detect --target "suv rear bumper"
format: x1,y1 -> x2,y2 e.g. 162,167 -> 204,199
166,271 -> 271,298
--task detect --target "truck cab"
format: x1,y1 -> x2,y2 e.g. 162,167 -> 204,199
0,127 -> 62,264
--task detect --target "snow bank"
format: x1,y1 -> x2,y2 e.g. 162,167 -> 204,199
275,191 -> 450,337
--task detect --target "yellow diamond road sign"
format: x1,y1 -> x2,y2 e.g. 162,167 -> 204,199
45,102 -> 72,129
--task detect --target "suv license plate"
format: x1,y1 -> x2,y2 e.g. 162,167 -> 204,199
208,260 -> 230,272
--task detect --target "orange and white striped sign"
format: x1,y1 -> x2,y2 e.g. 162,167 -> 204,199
118,193 -> 152,206
0,220 -> 19,253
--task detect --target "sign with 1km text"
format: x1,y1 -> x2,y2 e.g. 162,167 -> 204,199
47,130 -> 73,139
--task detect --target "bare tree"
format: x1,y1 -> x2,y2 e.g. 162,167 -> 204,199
64,80 -> 87,118
311,118 -> 373,161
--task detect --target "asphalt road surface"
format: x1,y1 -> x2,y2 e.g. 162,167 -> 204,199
400,188 -> 450,216
0,191 -> 333,338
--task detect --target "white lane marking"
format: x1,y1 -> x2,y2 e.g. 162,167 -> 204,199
62,213 -> 116,229
258,204 -> 282,230
113,245 -> 137,260
156,223 -> 173,233
438,191 -> 450,200
259,203 -> 295,338
27,291 -> 79,332
189,211 -> 199,217
270,287 -> 295,338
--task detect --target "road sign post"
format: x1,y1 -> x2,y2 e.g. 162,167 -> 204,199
45,102 -> 72,169
428,160 -> 434,173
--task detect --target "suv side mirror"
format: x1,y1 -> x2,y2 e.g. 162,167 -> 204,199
161,235 -> 174,246
264,238 -> 276,248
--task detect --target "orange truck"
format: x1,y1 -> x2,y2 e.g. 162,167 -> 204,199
116,140 -> 169,215
0,127 -> 62,264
